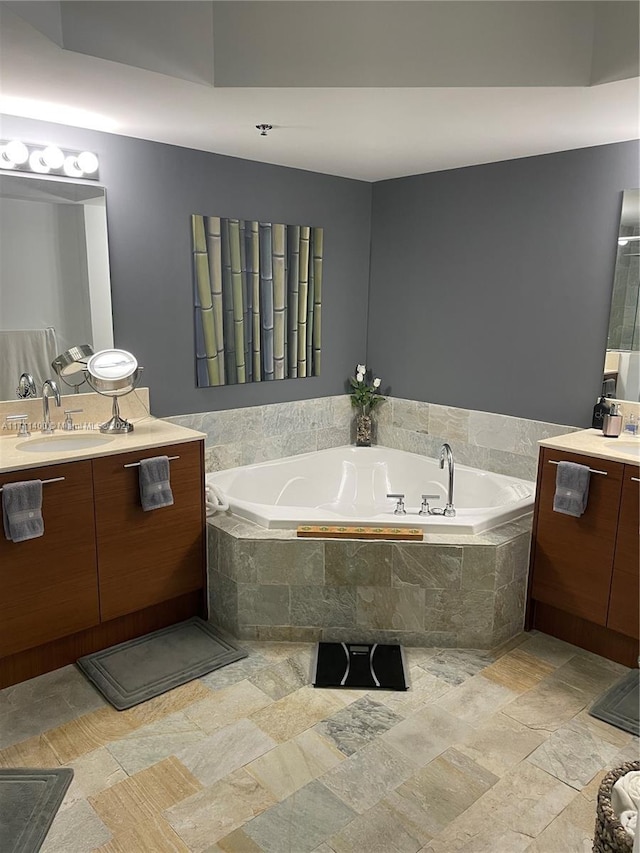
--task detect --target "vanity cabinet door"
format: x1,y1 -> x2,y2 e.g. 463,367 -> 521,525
0,461 -> 100,657
93,440 -> 205,621
530,449 -> 623,626
607,465 -> 640,639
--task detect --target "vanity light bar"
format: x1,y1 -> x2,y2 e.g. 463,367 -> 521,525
0,140 -> 99,180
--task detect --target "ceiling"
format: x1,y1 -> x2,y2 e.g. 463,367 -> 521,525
1,1 -> 638,182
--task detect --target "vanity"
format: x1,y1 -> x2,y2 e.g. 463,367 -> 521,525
526,429 -> 639,667
0,403 -> 206,688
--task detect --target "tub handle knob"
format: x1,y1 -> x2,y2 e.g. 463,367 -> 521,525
419,494 -> 440,515
387,493 -> 406,515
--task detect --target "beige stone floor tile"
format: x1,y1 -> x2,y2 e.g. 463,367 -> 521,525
40,798 -> 112,853
43,707 -> 141,763
319,741 -> 415,814
455,711 -> 548,777
329,799 -> 424,853
500,680 -> 589,732
106,711 -> 207,775
127,755 -> 203,810
580,769 -> 607,803
243,641 -> 314,662
246,727 -> 345,801
123,680 -> 214,726
381,703 -> 476,767
59,746 -> 128,813
571,709 -> 634,749
544,653 -> 629,700
516,632 -> 582,667
215,827 -> 264,853
94,819 -> 192,853
177,718 -> 276,787
423,823 -> 532,853
250,686 -> 344,742
0,733 -> 60,768
434,673 -> 519,727
525,790 -> 596,853
391,748 -> 499,838
165,767 -> 277,851
184,680 -> 273,733
480,648 -> 556,693
375,669 -> 452,716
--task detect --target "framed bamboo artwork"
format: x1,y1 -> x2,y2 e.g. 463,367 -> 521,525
191,215 -> 324,386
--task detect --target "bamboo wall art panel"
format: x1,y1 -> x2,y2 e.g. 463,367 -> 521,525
191,215 -> 324,386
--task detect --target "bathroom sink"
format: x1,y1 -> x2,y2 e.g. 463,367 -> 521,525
605,440 -> 640,453
17,434 -> 115,453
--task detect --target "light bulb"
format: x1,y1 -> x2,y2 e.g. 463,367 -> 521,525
63,155 -> 83,177
5,140 -> 28,164
77,151 -> 98,174
42,145 -> 64,169
28,150 -> 50,173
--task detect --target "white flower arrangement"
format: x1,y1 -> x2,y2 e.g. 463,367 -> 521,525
349,363 -> 383,412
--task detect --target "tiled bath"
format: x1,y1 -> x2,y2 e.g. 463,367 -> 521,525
207,514 -> 533,649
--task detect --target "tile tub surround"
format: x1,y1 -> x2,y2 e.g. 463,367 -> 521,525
207,513 -> 533,649
166,394 -> 576,480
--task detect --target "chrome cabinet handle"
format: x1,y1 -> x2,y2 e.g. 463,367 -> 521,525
548,460 -> 607,476
0,476 -> 65,492
123,455 -> 180,469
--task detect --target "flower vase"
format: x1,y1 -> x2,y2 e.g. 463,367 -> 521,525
355,406 -> 373,447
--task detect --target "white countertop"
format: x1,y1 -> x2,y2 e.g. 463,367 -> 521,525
0,417 -> 206,474
539,428 -> 640,466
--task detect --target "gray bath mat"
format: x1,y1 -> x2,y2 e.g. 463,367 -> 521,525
77,618 -> 247,710
0,768 -> 73,853
589,669 -> 639,736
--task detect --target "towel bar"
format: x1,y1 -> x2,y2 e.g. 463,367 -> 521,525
548,460 -> 607,476
0,476 -> 65,492
123,455 -> 180,469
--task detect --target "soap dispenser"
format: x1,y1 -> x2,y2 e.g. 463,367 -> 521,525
603,404 -> 623,437
592,396 -> 611,430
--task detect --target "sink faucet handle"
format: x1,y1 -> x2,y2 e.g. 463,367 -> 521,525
63,409 -> 83,431
6,414 -> 30,437
386,493 -> 406,515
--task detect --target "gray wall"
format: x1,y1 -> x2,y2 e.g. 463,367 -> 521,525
367,141 -> 640,427
2,116 -> 372,417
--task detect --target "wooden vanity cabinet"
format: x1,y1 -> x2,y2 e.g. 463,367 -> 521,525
607,466 -> 640,639
93,441 -> 205,621
0,461 -> 100,657
0,438 -> 206,688
527,447 -> 639,666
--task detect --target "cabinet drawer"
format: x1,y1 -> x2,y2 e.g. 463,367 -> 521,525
0,460 -> 99,657
93,440 -> 205,621
530,449 -> 623,625
608,466 -> 640,639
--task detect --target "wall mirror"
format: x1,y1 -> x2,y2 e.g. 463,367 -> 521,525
602,188 -> 640,402
0,172 -> 113,400
191,214 -> 323,386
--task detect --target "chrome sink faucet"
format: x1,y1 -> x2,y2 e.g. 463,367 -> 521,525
41,379 -> 61,434
439,443 -> 456,517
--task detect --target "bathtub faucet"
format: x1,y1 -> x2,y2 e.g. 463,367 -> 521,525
437,443 -> 456,517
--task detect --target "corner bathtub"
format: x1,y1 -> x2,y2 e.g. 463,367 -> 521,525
206,445 -> 535,535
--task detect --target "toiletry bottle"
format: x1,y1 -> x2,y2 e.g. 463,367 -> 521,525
592,396 -> 611,430
603,404 -> 623,437
624,412 -> 638,436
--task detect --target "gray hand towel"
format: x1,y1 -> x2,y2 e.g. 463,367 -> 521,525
2,480 -> 44,541
139,456 -> 174,511
553,461 -> 591,517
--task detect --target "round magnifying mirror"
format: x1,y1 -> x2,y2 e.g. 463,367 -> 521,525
51,344 -> 94,391
85,349 -> 142,434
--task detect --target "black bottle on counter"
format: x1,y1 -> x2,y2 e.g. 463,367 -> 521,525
592,396 -> 611,430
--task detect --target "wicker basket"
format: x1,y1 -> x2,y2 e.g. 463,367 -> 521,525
593,761 -> 640,853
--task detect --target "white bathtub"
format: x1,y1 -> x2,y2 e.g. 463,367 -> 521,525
206,445 -> 535,535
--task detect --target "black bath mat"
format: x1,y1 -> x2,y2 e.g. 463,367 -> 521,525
0,768 -> 73,853
77,618 -> 247,710
312,642 -> 408,691
589,669 -> 639,736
